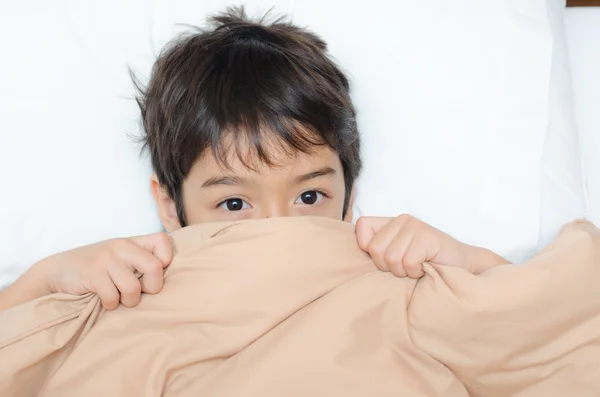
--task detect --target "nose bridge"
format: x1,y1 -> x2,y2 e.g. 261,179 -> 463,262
256,199 -> 290,219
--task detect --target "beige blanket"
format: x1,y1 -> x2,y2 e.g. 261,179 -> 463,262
1,217 -> 600,396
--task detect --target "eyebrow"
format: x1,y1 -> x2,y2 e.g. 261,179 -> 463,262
200,167 -> 337,188
201,175 -> 248,188
295,167 -> 337,183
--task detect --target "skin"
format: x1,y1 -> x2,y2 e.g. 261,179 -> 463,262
0,142 -> 509,312
153,144 -> 351,230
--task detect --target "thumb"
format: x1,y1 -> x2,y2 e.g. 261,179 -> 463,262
355,216 -> 393,251
130,232 -> 174,268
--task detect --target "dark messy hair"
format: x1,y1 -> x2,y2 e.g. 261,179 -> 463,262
134,6 -> 361,226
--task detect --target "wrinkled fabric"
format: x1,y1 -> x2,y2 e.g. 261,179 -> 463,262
1,217 -> 599,397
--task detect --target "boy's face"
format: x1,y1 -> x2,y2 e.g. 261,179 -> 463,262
152,141 -> 351,232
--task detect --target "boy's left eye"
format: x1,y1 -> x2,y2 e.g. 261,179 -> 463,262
218,198 -> 250,212
295,190 -> 325,205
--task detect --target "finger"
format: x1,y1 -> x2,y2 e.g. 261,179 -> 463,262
355,216 -> 393,252
383,232 -> 413,278
138,273 -> 163,295
403,261 -> 425,279
92,272 -> 121,311
116,242 -> 165,294
364,219 -> 404,271
402,238 -> 431,279
108,263 -> 142,308
130,232 -> 174,267
356,215 -> 414,247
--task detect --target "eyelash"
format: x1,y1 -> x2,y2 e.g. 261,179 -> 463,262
215,196 -> 249,210
215,190 -> 331,210
303,189 -> 330,200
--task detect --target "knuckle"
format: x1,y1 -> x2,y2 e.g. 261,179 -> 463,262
101,295 -> 119,310
154,232 -> 170,246
393,214 -> 414,228
383,250 -> 400,266
356,216 -> 369,228
389,264 -> 406,277
397,214 -> 414,223
367,241 -> 384,257
143,283 -> 160,294
147,258 -> 163,272
402,254 -> 420,269
403,260 -> 418,270
120,280 -> 141,296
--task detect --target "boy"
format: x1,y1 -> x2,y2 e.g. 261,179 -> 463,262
0,8 -> 508,312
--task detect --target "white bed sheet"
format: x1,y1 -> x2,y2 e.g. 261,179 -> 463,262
565,8 -> 600,226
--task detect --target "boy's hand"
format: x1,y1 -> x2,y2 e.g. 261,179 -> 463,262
355,215 -> 508,278
37,233 -> 173,310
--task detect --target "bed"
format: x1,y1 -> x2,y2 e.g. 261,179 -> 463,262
0,1 -> 600,393
0,0 -> 599,287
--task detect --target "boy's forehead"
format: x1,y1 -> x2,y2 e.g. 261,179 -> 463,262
185,139 -> 342,190
196,142 -> 342,175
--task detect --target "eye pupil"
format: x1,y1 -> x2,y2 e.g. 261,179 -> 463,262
301,191 -> 317,205
226,199 -> 243,211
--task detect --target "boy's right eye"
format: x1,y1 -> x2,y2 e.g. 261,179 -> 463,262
218,198 -> 250,212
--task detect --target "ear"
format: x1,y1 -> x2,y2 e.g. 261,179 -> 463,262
343,187 -> 356,222
150,174 -> 182,233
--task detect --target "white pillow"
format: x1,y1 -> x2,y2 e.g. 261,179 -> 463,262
565,8 -> 600,227
0,0 -> 585,288
537,0 -> 587,252
0,0 -> 293,288
0,2 -> 162,288
330,0 -> 585,263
